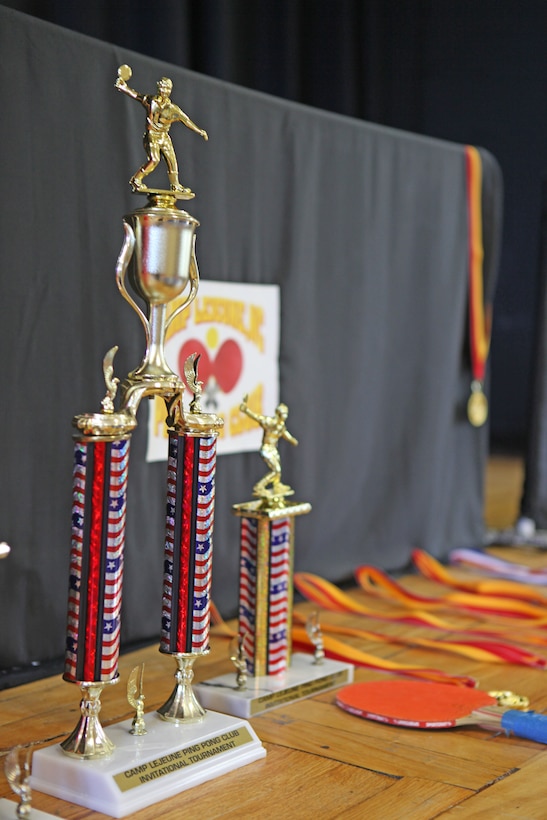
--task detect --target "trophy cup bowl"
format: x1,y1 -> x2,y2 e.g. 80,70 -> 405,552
125,208 -> 199,306
115,206 -> 201,398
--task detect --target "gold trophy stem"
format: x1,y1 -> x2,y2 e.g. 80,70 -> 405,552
60,681 -> 117,759
157,653 -> 206,724
130,303 -> 175,380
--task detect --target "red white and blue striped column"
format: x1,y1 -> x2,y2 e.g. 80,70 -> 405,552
64,437 -> 130,684
238,514 -> 294,677
160,431 -> 217,657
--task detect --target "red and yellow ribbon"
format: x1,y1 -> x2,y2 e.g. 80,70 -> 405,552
291,626 -> 476,687
412,548 -> 547,605
210,597 -> 477,686
465,145 -> 491,384
294,571 -> 547,669
354,564 -> 547,624
291,611 -> 545,670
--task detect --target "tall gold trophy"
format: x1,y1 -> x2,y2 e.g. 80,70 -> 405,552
30,66 -> 264,818
195,396 -> 353,718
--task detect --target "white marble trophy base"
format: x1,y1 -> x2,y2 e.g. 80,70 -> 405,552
194,653 -> 354,718
0,798 -> 58,819
31,710 -> 265,818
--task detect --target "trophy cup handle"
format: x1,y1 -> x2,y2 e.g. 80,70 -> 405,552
115,222 -> 150,346
165,235 -> 200,333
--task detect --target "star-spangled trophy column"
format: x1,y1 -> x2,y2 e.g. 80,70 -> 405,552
157,354 -> 222,722
60,65 -> 222,758
233,396 -> 311,677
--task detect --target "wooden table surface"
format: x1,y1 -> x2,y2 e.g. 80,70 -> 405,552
2,545 -> 547,819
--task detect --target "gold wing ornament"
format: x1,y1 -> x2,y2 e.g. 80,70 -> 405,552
184,352 -> 203,413
5,746 -> 32,818
127,664 -> 147,735
101,346 -> 120,414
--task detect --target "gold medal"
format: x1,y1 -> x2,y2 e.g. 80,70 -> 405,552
467,381 -> 488,427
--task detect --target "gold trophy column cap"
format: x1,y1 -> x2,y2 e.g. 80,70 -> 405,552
72,411 -> 137,442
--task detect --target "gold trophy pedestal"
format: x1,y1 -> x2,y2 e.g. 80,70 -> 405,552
31,710 -> 265,818
194,653 -> 354,719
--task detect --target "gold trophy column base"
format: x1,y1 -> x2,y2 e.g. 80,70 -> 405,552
194,653 -> 354,718
31,710 -> 265,818
157,653 -> 206,724
60,680 -> 117,759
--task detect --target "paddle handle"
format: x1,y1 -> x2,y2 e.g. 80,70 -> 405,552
501,710 -> 547,744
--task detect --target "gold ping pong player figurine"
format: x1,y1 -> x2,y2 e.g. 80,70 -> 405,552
115,64 -> 208,196
239,395 -> 298,504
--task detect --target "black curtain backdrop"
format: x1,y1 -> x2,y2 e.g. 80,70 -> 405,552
1,0 -> 545,450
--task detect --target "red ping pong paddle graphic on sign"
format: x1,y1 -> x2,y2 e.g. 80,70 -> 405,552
178,339 -> 243,394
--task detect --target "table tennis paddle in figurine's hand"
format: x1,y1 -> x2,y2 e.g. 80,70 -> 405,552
335,680 -> 547,743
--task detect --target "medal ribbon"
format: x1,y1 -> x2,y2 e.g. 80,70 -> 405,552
465,145 -> 491,384
293,571 -> 547,667
413,548 -> 547,603
209,599 -> 476,686
449,547 -> 547,586
291,611 -> 545,669
294,571 -> 453,628
354,563 -> 547,623
290,626 -> 476,686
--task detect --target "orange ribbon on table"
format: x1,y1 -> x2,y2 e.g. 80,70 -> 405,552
291,625 -> 476,687
294,571 -> 457,628
291,611 -> 546,670
412,548 -> 547,605
354,564 -> 547,624
294,572 -> 547,669
209,599 -> 477,686
450,547 -> 547,585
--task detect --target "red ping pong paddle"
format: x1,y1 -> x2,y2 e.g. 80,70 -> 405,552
335,680 -> 547,742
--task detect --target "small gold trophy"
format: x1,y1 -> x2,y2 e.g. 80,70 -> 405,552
306,612 -> 325,665
229,636 -> 248,690
127,664 -> 147,736
195,397 -> 353,717
232,397 -> 310,678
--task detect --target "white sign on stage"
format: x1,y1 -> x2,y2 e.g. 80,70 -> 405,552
146,280 -> 280,461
